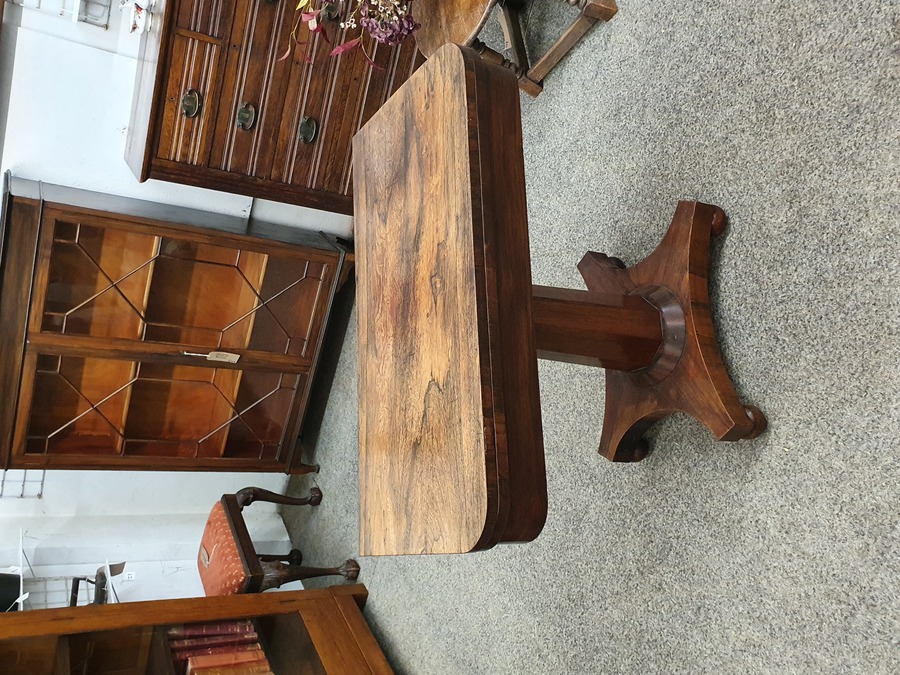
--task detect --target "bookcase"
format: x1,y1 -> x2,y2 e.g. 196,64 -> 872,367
0,585 -> 391,674
0,175 -> 350,473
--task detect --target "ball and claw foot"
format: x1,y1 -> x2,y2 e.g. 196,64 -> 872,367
308,486 -> 323,506
339,559 -> 360,581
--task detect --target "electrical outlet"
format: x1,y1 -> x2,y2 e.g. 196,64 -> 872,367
123,571 -> 136,582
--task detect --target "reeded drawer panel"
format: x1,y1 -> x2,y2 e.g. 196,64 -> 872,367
128,0 -> 424,213
158,34 -> 223,166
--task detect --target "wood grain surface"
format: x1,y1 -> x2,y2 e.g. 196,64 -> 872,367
576,202 -> 767,461
354,44 -> 546,555
414,0 -> 497,56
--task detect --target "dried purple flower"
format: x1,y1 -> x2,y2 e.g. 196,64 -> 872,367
358,1 -> 420,46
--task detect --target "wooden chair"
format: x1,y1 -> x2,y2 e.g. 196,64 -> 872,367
415,0 -> 619,96
197,487 -> 359,596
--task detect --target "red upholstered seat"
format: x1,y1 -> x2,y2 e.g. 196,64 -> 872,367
197,501 -> 248,596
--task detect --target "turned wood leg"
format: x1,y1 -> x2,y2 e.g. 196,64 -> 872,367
498,1 -> 529,72
470,39 -> 543,97
259,559 -> 360,591
235,486 -> 323,509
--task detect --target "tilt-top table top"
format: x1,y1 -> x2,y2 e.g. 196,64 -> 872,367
352,44 -> 548,556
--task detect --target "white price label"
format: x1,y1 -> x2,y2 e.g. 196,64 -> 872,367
206,351 -> 241,364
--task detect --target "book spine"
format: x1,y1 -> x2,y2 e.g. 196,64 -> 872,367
185,647 -> 269,673
189,662 -> 272,675
172,643 -> 262,673
167,619 -> 254,638
169,632 -> 259,650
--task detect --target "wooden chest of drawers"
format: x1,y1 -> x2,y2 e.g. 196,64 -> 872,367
126,0 -> 424,215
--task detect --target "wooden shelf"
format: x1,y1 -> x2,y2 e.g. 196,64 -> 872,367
0,586 -> 392,675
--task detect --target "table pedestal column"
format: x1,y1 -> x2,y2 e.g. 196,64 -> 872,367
531,201 -> 767,462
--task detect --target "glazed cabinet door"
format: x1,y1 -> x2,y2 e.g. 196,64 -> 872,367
8,206 -> 338,471
13,350 -> 307,470
32,207 -> 336,363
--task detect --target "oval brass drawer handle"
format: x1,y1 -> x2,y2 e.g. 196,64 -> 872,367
236,103 -> 257,130
299,116 -> 318,144
181,89 -> 202,118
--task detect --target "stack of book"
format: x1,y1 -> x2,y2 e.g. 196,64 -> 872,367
166,619 -> 274,674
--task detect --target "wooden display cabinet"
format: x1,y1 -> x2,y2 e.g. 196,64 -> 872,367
0,585 -> 392,674
0,175 -> 350,473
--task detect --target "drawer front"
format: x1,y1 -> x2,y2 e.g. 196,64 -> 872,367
157,34 -> 224,166
145,0 -> 422,211
209,0 -> 295,177
271,29 -> 424,195
174,0 -> 233,38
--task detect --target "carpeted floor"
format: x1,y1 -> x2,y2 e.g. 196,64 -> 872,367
283,2 -> 900,672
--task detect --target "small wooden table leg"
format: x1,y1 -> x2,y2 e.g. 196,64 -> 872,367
470,39 -> 543,97
527,0 -> 619,85
498,1 -> 529,71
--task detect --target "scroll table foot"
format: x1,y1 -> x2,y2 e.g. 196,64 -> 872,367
579,201 -> 765,461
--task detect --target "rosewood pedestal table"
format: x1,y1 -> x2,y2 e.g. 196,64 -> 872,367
414,0 -> 618,96
353,44 -> 766,557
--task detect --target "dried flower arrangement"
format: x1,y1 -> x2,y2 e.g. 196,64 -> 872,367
285,0 -> 420,65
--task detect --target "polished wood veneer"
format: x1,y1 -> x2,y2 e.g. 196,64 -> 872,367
354,45 -> 546,556
352,45 -> 766,556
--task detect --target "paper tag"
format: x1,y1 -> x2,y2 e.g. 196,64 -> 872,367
206,351 -> 240,364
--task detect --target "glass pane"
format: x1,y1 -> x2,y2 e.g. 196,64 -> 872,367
23,354 -> 296,462
144,253 -> 265,350
43,221 -> 157,340
41,219 -> 333,359
25,355 -> 135,456
222,372 -> 303,460
245,258 -> 328,358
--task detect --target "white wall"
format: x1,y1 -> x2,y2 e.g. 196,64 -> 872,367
0,471 -> 295,602
0,5 -> 340,600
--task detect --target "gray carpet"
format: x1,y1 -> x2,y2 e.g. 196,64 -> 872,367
283,1 -> 900,672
